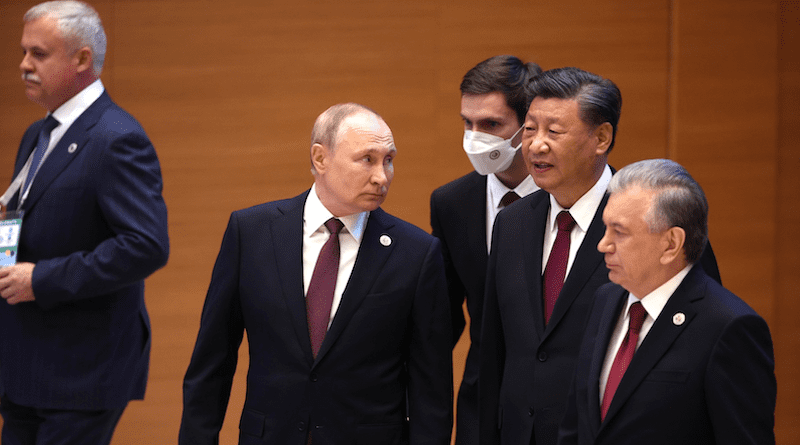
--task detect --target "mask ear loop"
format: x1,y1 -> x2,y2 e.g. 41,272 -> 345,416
509,125 -> 524,150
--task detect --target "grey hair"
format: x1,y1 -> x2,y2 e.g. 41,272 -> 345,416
25,1 -> 106,76
309,103 -> 382,173
608,159 -> 708,263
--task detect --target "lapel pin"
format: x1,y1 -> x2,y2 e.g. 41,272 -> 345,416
67,143 -> 77,153
379,234 -> 392,247
672,312 -> 686,326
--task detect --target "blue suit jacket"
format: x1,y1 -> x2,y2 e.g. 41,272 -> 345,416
479,188 -> 721,445
558,265 -> 776,444
180,191 -> 453,445
1,92 -> 169,409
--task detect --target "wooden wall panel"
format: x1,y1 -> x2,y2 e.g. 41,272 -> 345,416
777,1 -> 799,442
0,0 -> 795,443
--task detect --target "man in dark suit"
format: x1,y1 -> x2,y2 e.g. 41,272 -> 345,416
180,103 -> 453,445
430,55 -> 541,445
479,68 -> 721,445
0,2 -> 169,444
558,159 -> 775,444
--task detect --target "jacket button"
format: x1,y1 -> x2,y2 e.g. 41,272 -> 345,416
298,422 -> 305,431
310,373 -> 318,382
528,407 -> 534,417
538,351 -> 548,362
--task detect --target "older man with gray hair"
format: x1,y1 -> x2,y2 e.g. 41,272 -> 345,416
0,1 -> 169,444
559,159 -> 776,444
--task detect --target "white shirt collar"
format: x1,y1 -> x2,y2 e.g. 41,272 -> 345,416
51,79 -> 104,129
627,263 -> 693,322
548,164 -> 612,234
487,173 -> 539,209
305,183 -> 368,243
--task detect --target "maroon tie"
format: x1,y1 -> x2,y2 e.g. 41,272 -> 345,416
543,211 -> 576,324
601,301 -> 647,421
306,218 -> 344,358
500,191 -> 520,207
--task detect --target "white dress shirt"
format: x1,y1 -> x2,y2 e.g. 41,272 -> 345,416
302,184 -> 368,329
541,165 -> 612,275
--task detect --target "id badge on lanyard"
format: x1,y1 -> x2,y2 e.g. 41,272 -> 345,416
0,210 -> 24,267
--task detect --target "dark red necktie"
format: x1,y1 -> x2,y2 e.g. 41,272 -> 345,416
500,191 -> 520,207
601,301 -> 647,421
306,218 -> 344,358
543,211 -> 576,324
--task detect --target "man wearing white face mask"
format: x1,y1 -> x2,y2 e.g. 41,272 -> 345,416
429,55 -> 542,445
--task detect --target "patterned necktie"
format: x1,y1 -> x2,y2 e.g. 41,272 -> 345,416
543,211 -> 576,324
306,218 -> 344,358
500,191 -> 520,207
601,301 -> 647,421
22,115 -> 60,202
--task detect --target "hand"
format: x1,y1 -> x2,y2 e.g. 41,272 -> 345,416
0,262 -> 36,305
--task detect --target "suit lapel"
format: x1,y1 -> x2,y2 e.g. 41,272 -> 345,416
600,266 -> 705,426
545,194 -> 610,334
465,174 -> 489,262
271,192 -> 315,365
314,207 -> 395,364
21,93 -> 113,212
523,192 -> 550,337
589,285 -> 628,436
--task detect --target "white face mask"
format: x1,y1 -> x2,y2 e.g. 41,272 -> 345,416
462,126 -> 523,175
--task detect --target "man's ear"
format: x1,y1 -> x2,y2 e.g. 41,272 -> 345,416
594,122 -> 613,156
660,226 -> 686,265
311,143 -> 328,174
74,47 -> 93,74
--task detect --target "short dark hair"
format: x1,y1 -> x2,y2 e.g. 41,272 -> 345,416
609,158 -> 708,263
460,55 -> 542,125
527,67 -> 622,152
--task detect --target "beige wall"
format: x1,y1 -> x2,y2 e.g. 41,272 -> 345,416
0,0 -> 796,443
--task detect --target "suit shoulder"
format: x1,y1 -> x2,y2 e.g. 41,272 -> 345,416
431,171 -> 484,202
696,274 -> 762,322
379,210 -> 437,245
231,193 -> 305,224
95,99 -> 148,136
495,188 -> 548,223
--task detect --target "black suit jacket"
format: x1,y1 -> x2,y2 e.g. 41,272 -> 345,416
479,188 -> 721,445
1,92 -> 169,409
430,171 -> 489,445
558,265 -> 776,444
180,191 -> 453,445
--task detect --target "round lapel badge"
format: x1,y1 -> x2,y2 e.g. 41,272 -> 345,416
379,234 -> 392,247
67,143 -> 78,153
672,312 -> 686,326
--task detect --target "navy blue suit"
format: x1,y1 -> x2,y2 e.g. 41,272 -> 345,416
1,91 -> 169,410
558,265 -> 776,444
180,191 -> 453,445
479,189 -> 721,445
430,171 -> 488,445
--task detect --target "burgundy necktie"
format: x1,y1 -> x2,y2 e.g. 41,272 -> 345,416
500,191 -> 520,207
543,211 -> 576,324
306,218 -> 344,358
601,301 -> 647,421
